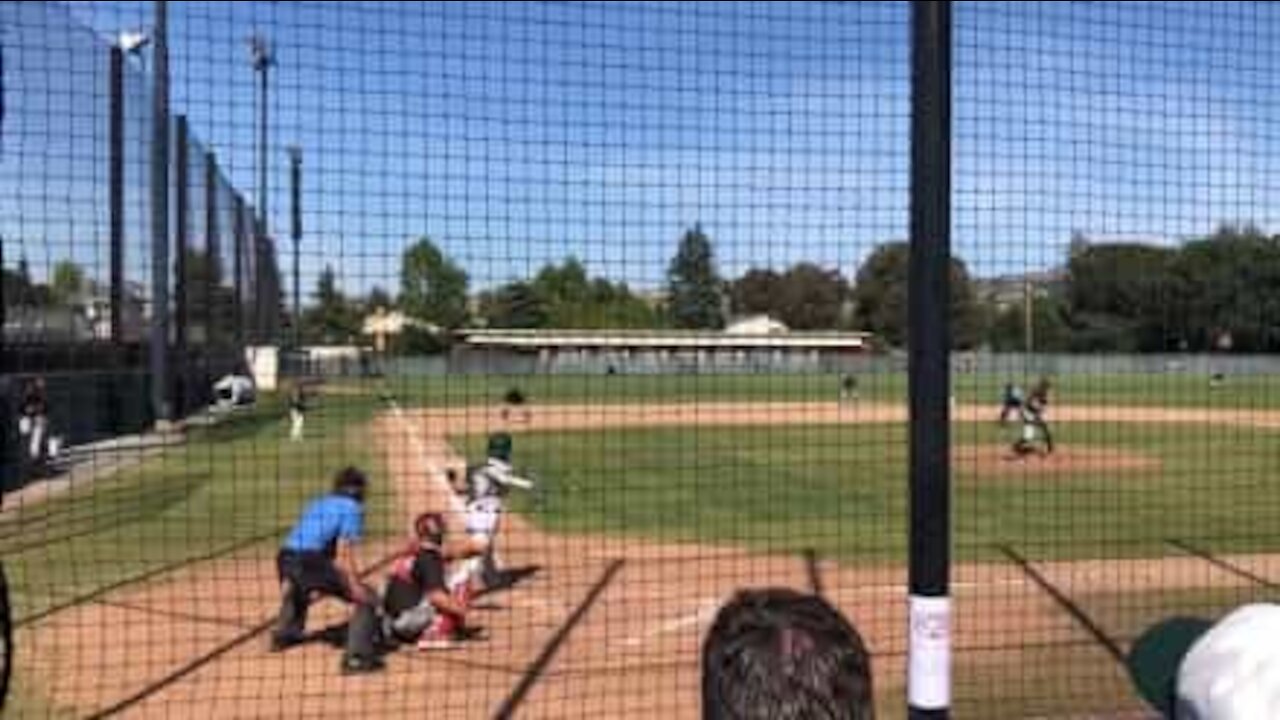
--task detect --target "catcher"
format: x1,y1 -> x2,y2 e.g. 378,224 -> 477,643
382,512 -> 472,650
447,432 -> 534,601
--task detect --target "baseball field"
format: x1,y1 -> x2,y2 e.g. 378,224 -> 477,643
5,371 -> 1280,718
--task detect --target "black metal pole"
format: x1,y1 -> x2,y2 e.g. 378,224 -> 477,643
0,41 -> 5,357
908,2 -> 952,718
0,239 -> 5,357
257,61 -> 269,237
173,116 -> 189,416
205,152 -> 218,347
109,45 -> 125,345
149,0 -> 171,425
289,146 -> 301,348
233,194 -> 245,345
253,230 -> 265,341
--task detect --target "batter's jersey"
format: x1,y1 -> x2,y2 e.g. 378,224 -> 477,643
465,496 -> 503,537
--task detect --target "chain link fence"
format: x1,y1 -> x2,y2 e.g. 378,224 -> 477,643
4,1 -> 1280,717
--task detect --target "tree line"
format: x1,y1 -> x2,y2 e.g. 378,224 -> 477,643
12,223 -> 1278,353
4,247 -> 277,345
1002,225 -> 1280,353
353,228 -> 989,352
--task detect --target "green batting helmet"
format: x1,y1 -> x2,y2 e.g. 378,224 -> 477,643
487,432 -> 513,462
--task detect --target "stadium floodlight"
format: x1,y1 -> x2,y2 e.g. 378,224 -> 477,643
247,32 -> 275,234
117,30 -> 151,54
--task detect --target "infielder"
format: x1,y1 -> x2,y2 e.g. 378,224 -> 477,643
288,382 -> 307,442
1012,377 -> 1054,456
447,432 -> 533,601
839,373 -> 859,405
998,382 -> 1024,425
382,512 -> 471,650
501,387 -> 531,424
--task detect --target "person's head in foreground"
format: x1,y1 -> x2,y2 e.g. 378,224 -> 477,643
702,587 -> 873,720
1128,603 -> 1280,719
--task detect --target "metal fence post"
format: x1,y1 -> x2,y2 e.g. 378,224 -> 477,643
149,0 -> 171,425
205,151 -> 218,350
233,194 -> 245,345
289,145 -> 301,348
109,45 -> 124,346
908,1 -> 953,718
173,115 -> 189,415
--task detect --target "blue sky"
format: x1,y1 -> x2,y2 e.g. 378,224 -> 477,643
4,1 -> 1280,301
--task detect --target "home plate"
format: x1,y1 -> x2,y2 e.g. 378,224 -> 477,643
619,598 -> 722,648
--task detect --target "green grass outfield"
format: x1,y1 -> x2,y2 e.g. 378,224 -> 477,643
358,370 -> 1280,410
462,419 -> 1280,563
6,378 -> 1278,716
0,394 -> 396,626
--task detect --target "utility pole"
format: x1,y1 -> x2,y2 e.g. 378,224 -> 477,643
1024,277 -> 1034,355
288,145 -> 302,348
248,33 -> 274,236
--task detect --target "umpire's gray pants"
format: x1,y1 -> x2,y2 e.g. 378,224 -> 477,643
386,600 -> 438,641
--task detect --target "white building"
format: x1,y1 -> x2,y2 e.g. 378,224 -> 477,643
455,316 -> 871,374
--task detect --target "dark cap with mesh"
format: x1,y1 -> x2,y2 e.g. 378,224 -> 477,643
332,466 -> 368,503
413,512 -> 447,545
487,432 -> 513,462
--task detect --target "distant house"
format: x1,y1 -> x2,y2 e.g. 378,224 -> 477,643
361,307 -> 438,352
976,270 -> 1066,312
3,305 -> 93,343
3,282 -> 145,344
635,289 -> 669,310
725,314 -> 788,335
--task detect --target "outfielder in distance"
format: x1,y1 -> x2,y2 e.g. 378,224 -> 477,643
447,432 -> 534,602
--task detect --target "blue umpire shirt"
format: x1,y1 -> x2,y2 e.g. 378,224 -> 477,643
283,494 -> 364,553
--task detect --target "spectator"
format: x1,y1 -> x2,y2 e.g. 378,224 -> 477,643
702,588 -> 874,720
1128,603 -> 1280,719
18,378 -> 50,471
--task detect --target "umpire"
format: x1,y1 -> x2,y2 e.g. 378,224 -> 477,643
271,466 -> 383,674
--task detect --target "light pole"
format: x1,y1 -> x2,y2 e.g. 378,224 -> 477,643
247,32 -> 274,237
118,30 -> 151,56
287,145 -> 301,348
110,30 -> 149,346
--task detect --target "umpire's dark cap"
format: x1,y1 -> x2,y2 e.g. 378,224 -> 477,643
333,466 -> 369,502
